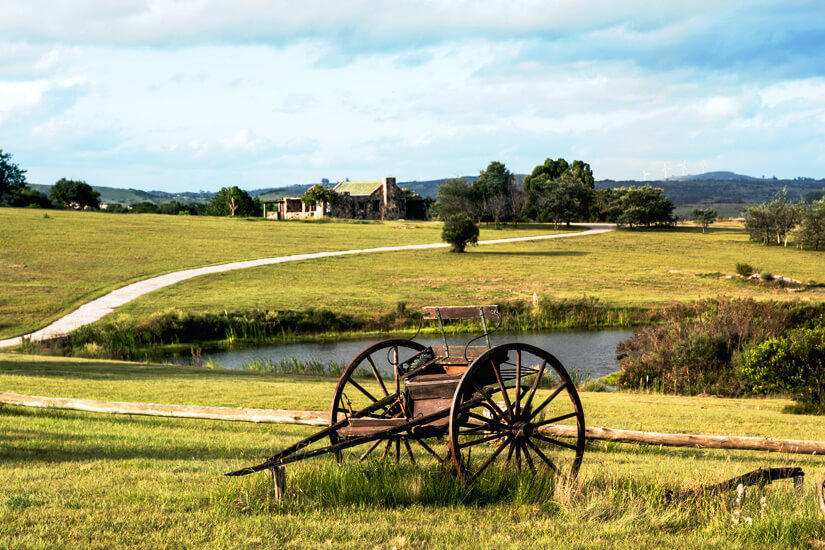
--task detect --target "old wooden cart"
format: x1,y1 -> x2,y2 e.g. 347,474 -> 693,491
226,305 -> 586,482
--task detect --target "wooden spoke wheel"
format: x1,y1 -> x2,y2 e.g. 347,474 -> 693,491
329,339 -> 428,463
448,343 -> 585,483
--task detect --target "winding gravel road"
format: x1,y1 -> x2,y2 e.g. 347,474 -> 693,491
0,223 -> 615,348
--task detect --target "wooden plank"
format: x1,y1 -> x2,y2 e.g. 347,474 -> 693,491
422,305 -> 500,320
339,418 -> 411,437
347,418 -> 409,428
405,377 -> 462,400
539,424 -> 825,455
430,345 -> 488,364
0,391 -> 328,425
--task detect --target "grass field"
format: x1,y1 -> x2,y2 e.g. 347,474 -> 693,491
2,354 -> 824,548
0,208 -> 560,340
116,226 -> 825,323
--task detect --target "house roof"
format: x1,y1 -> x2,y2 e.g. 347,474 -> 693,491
333,180 -> 382,196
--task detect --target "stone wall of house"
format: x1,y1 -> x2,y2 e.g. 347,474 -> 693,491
330,177 -> 406,220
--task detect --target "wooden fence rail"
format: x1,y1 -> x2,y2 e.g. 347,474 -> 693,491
0,391 -> 328,426
3,391 -> 825,456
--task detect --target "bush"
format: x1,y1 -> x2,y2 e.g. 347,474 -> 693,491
760,272 -> 774,281
735,262 -> 754,277
740,327 -> 825,414
616,298 -> 825,395
441,214 -> 479,252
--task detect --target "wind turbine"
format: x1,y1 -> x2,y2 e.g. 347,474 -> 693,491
663,163 -> 669,179
679,160 -> 687,176
642,169 -> 650,181
701,160 -> 706,174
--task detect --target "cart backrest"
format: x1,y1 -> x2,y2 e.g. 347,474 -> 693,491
421,305 -> 500,320
421,305 -> 501,359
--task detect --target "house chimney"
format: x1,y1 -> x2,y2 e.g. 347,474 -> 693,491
383,176 -> 395,205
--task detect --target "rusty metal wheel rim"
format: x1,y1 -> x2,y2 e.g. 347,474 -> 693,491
329,339 -> 428,463
448,343 -> 586,483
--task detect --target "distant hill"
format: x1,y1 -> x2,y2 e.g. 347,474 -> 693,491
596,176 -> 825,206
28,183 -> 214,206
664,171 -> 760,182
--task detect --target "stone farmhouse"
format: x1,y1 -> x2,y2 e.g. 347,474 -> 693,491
265,177 -> 428,220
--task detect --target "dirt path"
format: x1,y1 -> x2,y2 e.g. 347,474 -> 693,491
0,224 -> 615,348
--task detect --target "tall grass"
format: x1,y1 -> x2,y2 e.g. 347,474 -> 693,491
218,461 -> 559,514
216,460 -> 825,548
241,357 -> 348,377
19,297 -> 648,361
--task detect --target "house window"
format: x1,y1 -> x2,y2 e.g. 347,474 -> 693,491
372,200 -> 380,212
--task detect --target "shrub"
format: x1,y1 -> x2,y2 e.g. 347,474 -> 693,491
441,214 -> 479,252
735,262 -> 754,277
616,298 -> 825,395
760,272 -> 774,282
740,327 -> 825,414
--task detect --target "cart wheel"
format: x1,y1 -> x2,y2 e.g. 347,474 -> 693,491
448,343 -> 585,483
329,339 -> 428,463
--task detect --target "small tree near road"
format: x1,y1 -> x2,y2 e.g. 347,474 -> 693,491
442,214 -> 479,253
691,208 -> 717,233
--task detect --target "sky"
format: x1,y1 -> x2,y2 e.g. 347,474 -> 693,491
1,1 -> 825,192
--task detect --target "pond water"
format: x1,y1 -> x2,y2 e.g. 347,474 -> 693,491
170,329 -> 633,378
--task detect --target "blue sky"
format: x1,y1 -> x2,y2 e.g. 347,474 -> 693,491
1,1 -> 824,191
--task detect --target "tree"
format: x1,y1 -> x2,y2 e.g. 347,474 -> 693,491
744,189 -> 803,246
6,187 -> 51,208
206,186 -> 260,217
766,188 -> 801,246
608,186 -> 675,228
744,203 -> 772,244
472,161 -> 512,224
0,149 -> 28,205
301,184 -> 337,208
436,178 -> 475,220
691,208 -> 717,233
523,158 -> 570,192
536,172 -> 594,227
441,214 -> 479,252
796,199 -> 825,250
523,157 -> 595,226
50,178 -> 100,209
507,180 -> 529,228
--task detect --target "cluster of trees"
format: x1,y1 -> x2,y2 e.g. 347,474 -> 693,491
1,149 -> 264,217
744,188 -> 825,249
437,158 -> 676,230
0,150 -> 101,210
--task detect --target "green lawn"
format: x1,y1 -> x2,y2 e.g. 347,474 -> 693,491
117,226 -> 825,322
0,208 -> 559,339
2,354 -> 824,548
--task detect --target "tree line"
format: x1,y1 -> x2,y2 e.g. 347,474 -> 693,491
4,147 -> 677,228
437,158 -> 676,229
745,188 -> 825,249
0,148 -> 261,216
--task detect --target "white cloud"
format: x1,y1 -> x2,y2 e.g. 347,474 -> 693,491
3,3 -> 825,189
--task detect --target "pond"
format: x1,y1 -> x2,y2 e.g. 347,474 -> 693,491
169,329 -> 633,378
